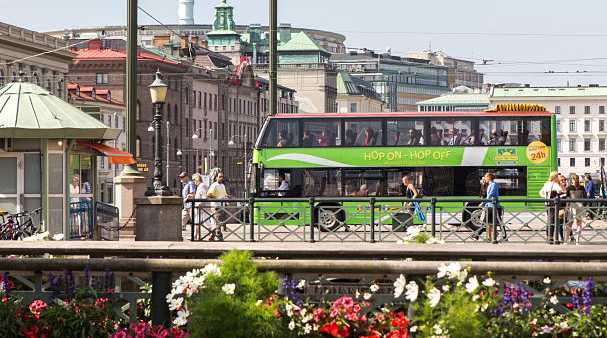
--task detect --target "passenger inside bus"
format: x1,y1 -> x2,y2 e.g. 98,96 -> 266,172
345,129 -> 356,146
277,131 -> 289,147
363,128 -> 376,146
318,130 -> 331,146
302,129 -> 314,147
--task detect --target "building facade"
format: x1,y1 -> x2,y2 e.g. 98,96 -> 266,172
407,51 -> 484,90
336,71 -> 385,113
490,86 -> 607,178
67,83 -> 126,203
331,51 -> 449,111
0,22 -> 72,99
417,86 -> 490,112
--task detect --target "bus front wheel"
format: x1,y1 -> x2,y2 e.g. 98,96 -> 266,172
313,204 -> 346,232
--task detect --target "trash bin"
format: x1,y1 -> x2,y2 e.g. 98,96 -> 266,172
392,212 -> 412,231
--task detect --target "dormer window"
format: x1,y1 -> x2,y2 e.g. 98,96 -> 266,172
107,91 -> 112,101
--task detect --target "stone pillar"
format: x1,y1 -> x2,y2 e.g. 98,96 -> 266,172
135,196 -> 182,241
114,175 -> 146,238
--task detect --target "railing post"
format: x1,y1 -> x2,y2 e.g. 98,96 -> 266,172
190,200 -> 195,242
431,198 -> 437,238
309,197 -> 315,243
151,271 -> 172,327
249,197 -> 255,242
554,197 -> 560,244
492,197 -> 498,244
369,198 -> 376,243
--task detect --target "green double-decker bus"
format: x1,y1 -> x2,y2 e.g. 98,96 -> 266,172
251,110 -> 557,230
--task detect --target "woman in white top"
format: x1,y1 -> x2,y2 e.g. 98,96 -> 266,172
539,171 -> 565,244
192,173 -> 210,240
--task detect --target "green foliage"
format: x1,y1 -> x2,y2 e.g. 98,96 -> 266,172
570,306 -> 607,337
0,298 -> 24,338
188,250 -> 286,338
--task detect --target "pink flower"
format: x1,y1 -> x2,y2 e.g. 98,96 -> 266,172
28,300 -> 47,319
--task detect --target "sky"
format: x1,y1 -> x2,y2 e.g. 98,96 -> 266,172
1,0 -> 606,86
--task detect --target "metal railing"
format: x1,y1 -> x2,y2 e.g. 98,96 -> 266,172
187,197 -> 607,244
69,200 -> 119,240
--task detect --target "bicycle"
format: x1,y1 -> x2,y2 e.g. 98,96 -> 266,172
0,209 -> 41,240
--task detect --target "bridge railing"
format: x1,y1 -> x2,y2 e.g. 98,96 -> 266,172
187,197 -> 607,244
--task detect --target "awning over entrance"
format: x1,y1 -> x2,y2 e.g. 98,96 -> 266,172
0,82 -> 120,139
77,141 -> 136,165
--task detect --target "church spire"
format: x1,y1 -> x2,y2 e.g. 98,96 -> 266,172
212,0 -> 236,32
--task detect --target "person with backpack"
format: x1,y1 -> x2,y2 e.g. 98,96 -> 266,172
399,175 -> 419,227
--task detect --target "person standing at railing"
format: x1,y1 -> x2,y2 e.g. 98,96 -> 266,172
566,174 -> 586,245
400,175 -> 418,227
481,172 -> 500,242
179,172 -> 197,231
191,173 -> 209,241
540,172 -> 565,244
207,171 -> 229,241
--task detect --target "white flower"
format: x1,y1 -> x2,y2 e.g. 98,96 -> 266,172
393,274 -> 406,298
465,276 -> 480,294
482,278 -> 496,287
559,321 -> 569,329
173,309 -> 189,327
304,324 -> 312,334
549,308 -> 556,315
256,299 -> 263,306
437,262 -> 462,280
425,237 -> 445,244
288,320 -> 296,331
433,324 -> 443,335
355,289 -> 361,299
405,281 -> 419,302
297,279 -> 306,289
222,283 -> 236,295
543,277 -> 551,284
302,313 -> 313,324
442,284 -> 450,292
370,283 -> 380,293
472,294 -> 480,301
549,295 -> 559,305
363,292 -> 372,300
428,287 -> 441,308
410,326 -> 417,333
168,297 -> 184,311
203,263 -> 221,276
531,318 -> 538,325
52,233 -> 64,241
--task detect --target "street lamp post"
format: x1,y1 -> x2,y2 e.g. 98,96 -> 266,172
145,70 -> 171,196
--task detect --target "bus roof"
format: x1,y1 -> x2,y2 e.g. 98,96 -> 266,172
272,111 -> 553,118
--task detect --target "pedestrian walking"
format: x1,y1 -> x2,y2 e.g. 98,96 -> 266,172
206,169 -> 229,241
192,173 -> 210,240
566,174 -> 586,244
480,172 -> 500,241
179,172 -> 196,231
400,175 -> 419,227
540,172 -> 565,244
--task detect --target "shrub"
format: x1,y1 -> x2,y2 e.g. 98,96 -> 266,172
186,251 -> 286,338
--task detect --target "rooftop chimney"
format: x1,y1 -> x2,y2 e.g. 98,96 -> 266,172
178,0 -> 194,25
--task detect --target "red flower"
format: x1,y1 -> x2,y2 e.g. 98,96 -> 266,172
28,300 -> 47,320
566,303 -> 574,310
320,321 -> 340,337
359,332 -> 381,338
95,297 -> 110,310
23,325 -> 41,338
313,308 -> 325,322
386,330 -> 410,338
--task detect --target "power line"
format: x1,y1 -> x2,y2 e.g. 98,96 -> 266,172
339,30 -> 607,38
0,38 -> 97,65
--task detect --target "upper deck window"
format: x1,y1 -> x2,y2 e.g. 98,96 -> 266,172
387,119 -> 425,146
302,120 -> 340,147
260,119 -> 299,148
344,120 -> 382,146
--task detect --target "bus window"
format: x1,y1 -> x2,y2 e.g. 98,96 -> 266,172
344,120 -> 382,146
387,119 -> 425,146
522,119 -> 550,145
302,120 -> 339,147
386,170 -> 424,196
302,169 -> 341,197
479,119 -> 519,146
260,119 -> 299,148
430,120 -> 472,146
343,170 -> 384,196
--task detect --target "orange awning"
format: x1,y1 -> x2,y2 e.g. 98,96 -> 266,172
78,141 -> 137,165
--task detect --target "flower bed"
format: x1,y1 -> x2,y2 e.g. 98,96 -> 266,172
0,253 -> 606,337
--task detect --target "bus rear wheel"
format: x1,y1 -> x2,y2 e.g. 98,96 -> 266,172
462,202 -> 484,232
314,204 -> 346,232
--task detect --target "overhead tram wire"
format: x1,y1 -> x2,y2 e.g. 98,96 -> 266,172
338,30 -> 607,38
0,38 -> 99,66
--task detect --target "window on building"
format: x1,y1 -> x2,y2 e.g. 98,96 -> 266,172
557,158 -> 561,167
584,138 -> 591,151
350,103 -> 358,112
569,139 -> 577,152
600,138 -> 606,151
185,87 -> 189,105
600,106 -> 605,114
570,158 -> 576,167
214,95 -> 218,111
96,73 -> 108,84
204,93 -> 207,111
585,119 -> 591,132
585,106 -> 591,114
555,106 -> 561,114
136,137 -> 141,158
602,158 -> 606,167
570,106 -> 576,114
556,120 -> 561,132
585,158 -> 591,167
569,120 -> 576,132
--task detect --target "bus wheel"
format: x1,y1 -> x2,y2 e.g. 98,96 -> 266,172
314,204 -> 346,232
462,202 -> 484,232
